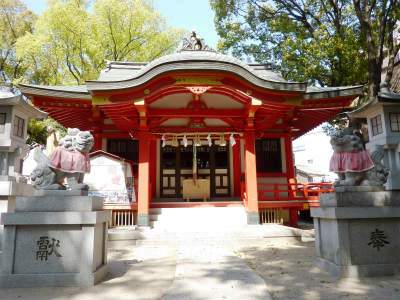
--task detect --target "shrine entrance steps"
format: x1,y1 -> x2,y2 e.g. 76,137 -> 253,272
148,207 -> 248,232
108,205 -> 314,243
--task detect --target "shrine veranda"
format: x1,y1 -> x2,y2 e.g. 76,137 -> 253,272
19,41 -> 363,226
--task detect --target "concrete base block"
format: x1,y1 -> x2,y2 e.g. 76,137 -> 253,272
138,213 -> 149,226
0,181 -> 34,251
0,195 -> 110,288
0,181 -> 34,197
0,264 -> 109,288
315,257 -> 399,278
246,211 -> 260,225
0,196 -> 15,250
311,190 -> 400,278
33,190 -> 89,197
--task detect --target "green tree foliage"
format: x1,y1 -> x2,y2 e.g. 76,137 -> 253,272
0,0 -> 35,84
211,0 -> 399,100
0,0 -> 184,144
16,0 -> 184,85
27,117 -> 66,146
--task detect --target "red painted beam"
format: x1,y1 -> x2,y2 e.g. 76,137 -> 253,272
258,201 -> 307,209
147,108 -> 246,118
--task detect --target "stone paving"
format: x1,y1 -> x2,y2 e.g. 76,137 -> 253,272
161,240 -> 271,300
0,237 -> 271,300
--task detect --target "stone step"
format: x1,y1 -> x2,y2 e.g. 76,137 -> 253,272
149,208 -> 163,215
108,224 -> 311,242
147,206 -> 248,230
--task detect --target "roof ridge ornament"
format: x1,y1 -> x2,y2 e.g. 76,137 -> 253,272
180,31 -> 215,52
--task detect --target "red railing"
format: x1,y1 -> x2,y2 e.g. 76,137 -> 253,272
257,182 -> 333,202
240,181 -> 333,208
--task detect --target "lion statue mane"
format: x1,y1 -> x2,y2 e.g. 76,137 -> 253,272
329,127 -> 389,187
30,128 -> 94,190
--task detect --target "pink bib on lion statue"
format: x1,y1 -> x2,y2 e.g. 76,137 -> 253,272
49,146 -> 90,173
329,150 -> 374,173
327,126 -> 388,188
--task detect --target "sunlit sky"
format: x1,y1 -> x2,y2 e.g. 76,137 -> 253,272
22,0 -> 219,48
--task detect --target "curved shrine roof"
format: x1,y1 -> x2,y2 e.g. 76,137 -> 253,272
17,32 -> 364,136
19,49 -> 363,99
87,50 -> 306,92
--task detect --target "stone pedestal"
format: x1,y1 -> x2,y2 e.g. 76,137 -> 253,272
311,189 -> 400,277
0,193 -> 111,287
0,177 -> 34,250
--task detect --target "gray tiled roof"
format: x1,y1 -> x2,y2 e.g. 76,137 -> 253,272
304,85 -> 364,100
19,84 -> 91,100
98,62 -> 147,81
86,50 -> 306,92
19,50 -> 364,100
99,59 -> 289,84
0,87 -> 47,118
25,84 -> 88,93
0,90 -> 16,98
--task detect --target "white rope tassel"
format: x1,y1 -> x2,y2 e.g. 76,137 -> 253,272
229,133 -> 236,147
183,134 -> 188,147
207,133 -> 212,147
161,134 -> 166,147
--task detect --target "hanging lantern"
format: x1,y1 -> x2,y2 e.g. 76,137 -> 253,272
171,135 -> 179,147
183,134 -> 188,147
218,134 -> 226,146
229,133 -> 236,147
161,134 -> 166,147
207,133 -> 212,147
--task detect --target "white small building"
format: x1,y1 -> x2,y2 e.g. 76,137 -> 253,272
84,150 -> 135,203
293,124 -> 337,183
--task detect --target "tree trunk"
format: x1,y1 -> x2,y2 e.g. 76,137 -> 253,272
384,5 -> 400,87
353,0 -> 382,100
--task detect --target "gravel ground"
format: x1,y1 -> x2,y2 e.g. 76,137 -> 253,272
234,239 -> 400,300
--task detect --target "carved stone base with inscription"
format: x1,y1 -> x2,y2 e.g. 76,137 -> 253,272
311,190 -> 400,277
0,192 -> 111,287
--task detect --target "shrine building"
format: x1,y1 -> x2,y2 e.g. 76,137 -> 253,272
19,34 -> 362,227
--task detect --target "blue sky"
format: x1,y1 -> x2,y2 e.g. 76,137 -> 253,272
22,0 -> 219,48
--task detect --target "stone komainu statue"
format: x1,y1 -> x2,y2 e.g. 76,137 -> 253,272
329,127 -> 389,187
30,128 -> 94,190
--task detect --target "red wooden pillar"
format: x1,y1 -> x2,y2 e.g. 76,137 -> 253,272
137,134 -> 150,226
91,107 -> 103,151
289,209 -> 299,227
284,134 -> 295,179
93,132 -> 102,151
285,133 -> 298,227
150,140 -> 157,199
233,137 -> 241,197
244,132 -> 259,224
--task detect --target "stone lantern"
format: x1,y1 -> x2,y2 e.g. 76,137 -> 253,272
0,86 -> 47,248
